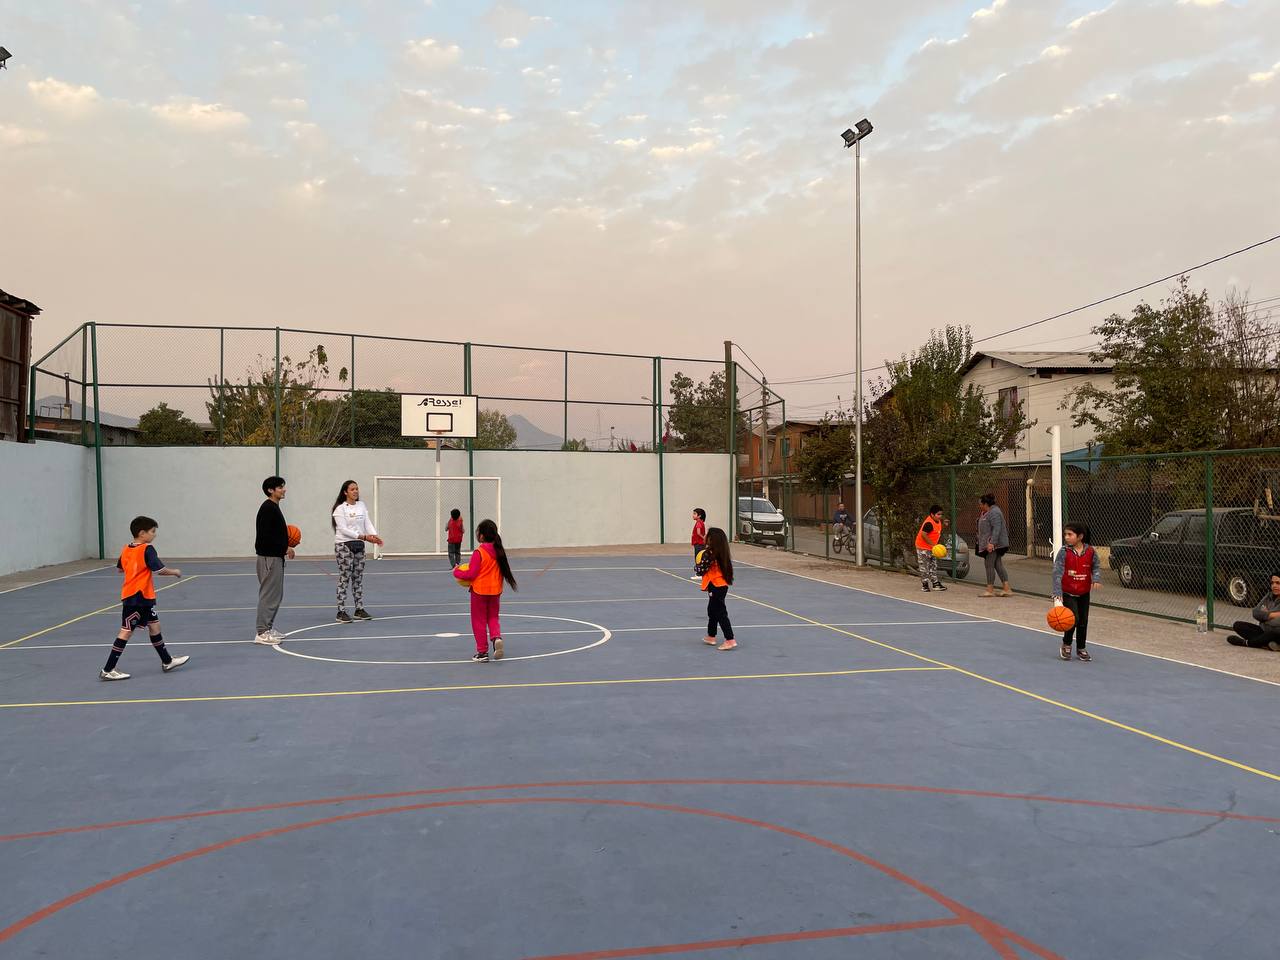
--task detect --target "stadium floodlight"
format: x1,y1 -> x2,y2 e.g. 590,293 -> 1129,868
840,118 -> 873,565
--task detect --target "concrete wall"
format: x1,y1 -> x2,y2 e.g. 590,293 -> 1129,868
95,446 -> 730,557
1,440 -> 93,575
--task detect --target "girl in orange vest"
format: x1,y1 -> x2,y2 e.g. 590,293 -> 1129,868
453,518 -> 518,662
696,527 -> 737,651
914,504 -> 948,592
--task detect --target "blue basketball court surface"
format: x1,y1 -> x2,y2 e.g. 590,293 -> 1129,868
2,552 -> 1278,958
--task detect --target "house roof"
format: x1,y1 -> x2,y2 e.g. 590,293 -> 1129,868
961,350 -> 1112,376
0,288 -> 42,317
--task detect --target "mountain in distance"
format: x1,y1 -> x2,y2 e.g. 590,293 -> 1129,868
507,414 -> 564,450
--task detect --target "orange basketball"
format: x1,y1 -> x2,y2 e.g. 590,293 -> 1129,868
287,524 -> 302,548
1047,606 -> 1076,632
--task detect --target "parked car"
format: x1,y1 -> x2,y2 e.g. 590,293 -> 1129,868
860,506 -> 971,580
1109,507 -> 1280,606
737,497 -> 789,547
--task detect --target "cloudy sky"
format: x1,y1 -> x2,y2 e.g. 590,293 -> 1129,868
2,0 -> 1278,418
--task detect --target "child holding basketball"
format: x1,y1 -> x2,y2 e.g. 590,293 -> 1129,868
100,516 -> 189,681
446,508 -> 464,568
1051,522 -> 1102,661
696,527 -> 736,651
453,518 -> 518,662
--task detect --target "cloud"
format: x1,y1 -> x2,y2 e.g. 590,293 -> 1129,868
236,14 -> 283,33
27,77 -> 100,113
0,124 -> 49,147
498,37 -> 520,49
152,100 -> 250,132
612,137 -> 646,148
650,139 -> 715,159
406,37 -> 463,70
269,98 -> 309,113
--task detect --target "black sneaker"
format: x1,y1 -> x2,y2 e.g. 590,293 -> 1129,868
932,583 -> 947,592
921,583 -> 932,592
335,610 -> 353,624
1227,635 -> 1246,646
471,652 -> 490,662
353,608 -> 373,621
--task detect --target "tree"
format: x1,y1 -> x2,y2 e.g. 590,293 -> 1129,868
137,402 -> 205,446
1066,278 -> 1280,454
666,369 -> 738,452
560,438 -> 590,451
475,408 -> 517,450
348,389 -> 421,448
863,325 -> 1029,558
792,413 -> 854,491
207,343 -> 348,446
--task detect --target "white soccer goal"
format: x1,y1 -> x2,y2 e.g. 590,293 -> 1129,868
372,476 -> 501,557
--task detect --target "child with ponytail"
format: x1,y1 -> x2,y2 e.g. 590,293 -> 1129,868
1051,522 -> 1102,661
453,518 -> 518,662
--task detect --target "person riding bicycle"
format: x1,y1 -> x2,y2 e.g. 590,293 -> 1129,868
832,502 -> 850,540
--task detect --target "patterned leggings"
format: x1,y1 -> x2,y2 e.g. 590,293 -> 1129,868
335,544 -> 365,610
916,548 -> 941,586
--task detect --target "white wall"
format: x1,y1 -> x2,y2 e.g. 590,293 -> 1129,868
1,441 -> 93,575
94,446 -> 730,557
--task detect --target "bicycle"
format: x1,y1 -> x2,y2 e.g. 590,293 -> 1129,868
831,523 -> 855,554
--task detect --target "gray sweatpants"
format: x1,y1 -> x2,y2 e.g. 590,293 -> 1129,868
256,556 -> 285,633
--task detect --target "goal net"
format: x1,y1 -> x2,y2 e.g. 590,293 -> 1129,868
372,476 -> 501,557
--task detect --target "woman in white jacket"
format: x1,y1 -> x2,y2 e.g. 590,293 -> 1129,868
331,480 -> 383,623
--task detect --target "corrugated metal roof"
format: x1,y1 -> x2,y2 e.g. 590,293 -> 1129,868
973,350 -> 1112,371
0,288 -> 42,317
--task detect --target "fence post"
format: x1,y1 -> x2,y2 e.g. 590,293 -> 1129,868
90,323 -> 105,560
349,334 -> 356,448
563,351 -> 569,447
824,490 -> 830,559
218,328 -> 225,447
780,396 -> 791,551
273,327 -> 282,476
1205,453 -> 1215,630
465,342 -> 475,552
949,466 -> 957,581
80,326 -> 88,444
725,344 -> 736,538
655,357 -> 665,544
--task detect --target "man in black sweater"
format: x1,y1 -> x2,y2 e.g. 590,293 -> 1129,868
255,476 -> 294,644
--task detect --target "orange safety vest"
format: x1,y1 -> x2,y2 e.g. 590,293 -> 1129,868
119,543 -> 157,600
700,558 -> 728,591
914,517 -> 942,551
470,543 -> 505,595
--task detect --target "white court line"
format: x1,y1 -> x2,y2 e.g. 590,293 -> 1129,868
4,620 -> 983,651
0,565 -> 115,595
736,559 -> 1280,691
272,613 -> 612,665
141,565 -> 683,578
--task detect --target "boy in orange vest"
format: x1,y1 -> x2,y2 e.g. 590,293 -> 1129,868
101,516 -> 188,680
915,504 -> 948,593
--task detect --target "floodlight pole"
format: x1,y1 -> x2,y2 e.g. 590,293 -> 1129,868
853,136 -> 865,567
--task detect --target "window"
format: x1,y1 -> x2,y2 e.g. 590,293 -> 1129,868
783,437 -> 792,458
1149,515 -> 1184,539
997,386 -> 1020,450
1182,516 -> 1206,544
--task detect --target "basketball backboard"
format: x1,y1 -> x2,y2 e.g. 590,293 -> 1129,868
400,394 -> 478,438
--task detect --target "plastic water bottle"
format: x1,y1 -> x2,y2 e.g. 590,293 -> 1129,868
1195,605 -> 1208,634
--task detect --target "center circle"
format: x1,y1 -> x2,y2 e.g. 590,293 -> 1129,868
273,613 -> 611,665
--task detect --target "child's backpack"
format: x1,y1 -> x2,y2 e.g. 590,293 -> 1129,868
694,549 -> 714,577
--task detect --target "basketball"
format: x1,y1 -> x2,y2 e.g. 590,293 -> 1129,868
1047,606 -> 1076,632
931,543 -> 947,558
287,524 -> 301,548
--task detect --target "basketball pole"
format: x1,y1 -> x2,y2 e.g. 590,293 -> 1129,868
434,432 -> 443,556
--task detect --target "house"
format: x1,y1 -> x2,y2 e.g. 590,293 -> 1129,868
958,351 -> 1114,462
740,419 -> 826,478
0,288 -> 41,442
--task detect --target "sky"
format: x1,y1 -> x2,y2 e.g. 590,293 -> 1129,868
2,0 -> 1278,420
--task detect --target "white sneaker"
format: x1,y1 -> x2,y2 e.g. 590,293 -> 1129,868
100,669 -> 130,681
268,628 -> 285,640
253,632 -> 280,645
162,655 -> 190,673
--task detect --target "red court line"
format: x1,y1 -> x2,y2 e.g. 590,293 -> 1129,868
4,777 -> 1276,844
523,916 -> 966,959
0,796 -> 1057,960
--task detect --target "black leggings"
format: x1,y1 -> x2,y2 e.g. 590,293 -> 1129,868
1062,592 -> 1090,649
706,585 -> 734,640
1231,621 -> 1276,649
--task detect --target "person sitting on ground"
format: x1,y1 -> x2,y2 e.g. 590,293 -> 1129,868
1226,573 -> 1280,650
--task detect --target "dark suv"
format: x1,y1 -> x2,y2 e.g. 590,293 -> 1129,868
1109,508 -> 1280,606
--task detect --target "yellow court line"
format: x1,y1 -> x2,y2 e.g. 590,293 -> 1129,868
659,568 -> 1280,784
0,666 -> 947,710
0,576 -> 202,650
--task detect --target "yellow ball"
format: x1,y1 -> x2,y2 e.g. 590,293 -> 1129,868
931,543 -> 947,559
455,564 -> 470,586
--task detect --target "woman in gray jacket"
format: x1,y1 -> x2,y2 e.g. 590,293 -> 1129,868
977,493 -> 1011,597
1226,573 -> 1280,650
